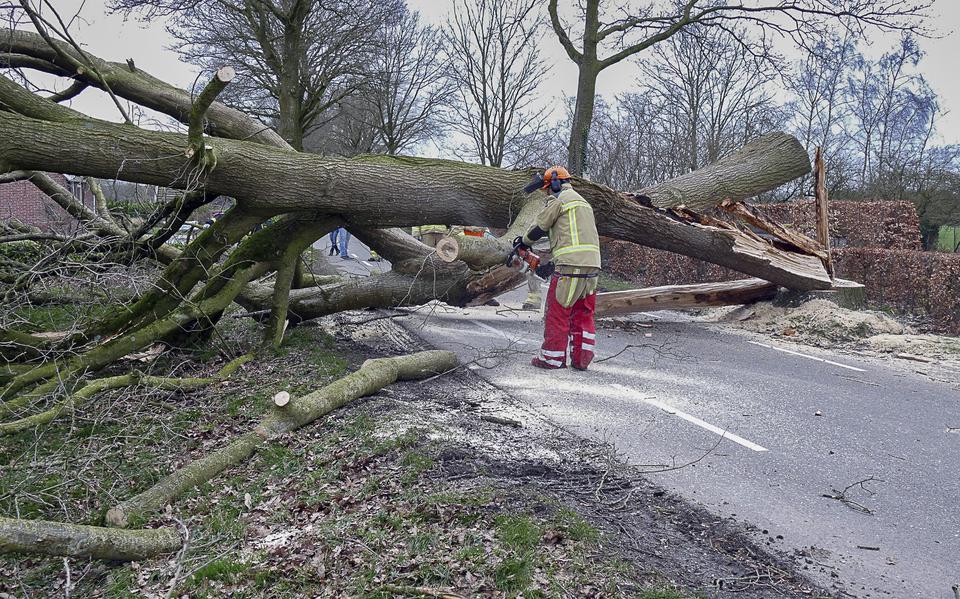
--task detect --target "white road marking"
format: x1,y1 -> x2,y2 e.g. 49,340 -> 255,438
423,325 -> 516,341
611,383 -> 768,452
747,341 -> 866,372
471,320 -> 528,345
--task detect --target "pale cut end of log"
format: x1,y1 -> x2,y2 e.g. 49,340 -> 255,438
434,236 -> 460,263
216,66 -> 236,83
273,391 -> 290,407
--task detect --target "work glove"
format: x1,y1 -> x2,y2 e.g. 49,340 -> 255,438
535,261 -> 555,279
512,236 -> 530,251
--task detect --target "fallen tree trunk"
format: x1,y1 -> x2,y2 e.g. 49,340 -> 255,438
0,108 -> 830,290
105,350 -> 458,528
0,516 -> 180,561
637,132 -> 811,210
595,279 -> 779,316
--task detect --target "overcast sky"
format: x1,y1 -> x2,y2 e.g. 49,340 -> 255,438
37,0 -> 960,146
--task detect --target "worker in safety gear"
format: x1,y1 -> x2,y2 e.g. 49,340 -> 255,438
515,166 -> 600,370
415,224 -> 448,248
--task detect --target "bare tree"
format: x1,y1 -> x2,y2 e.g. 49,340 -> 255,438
443,0 -> 545,168
581,26 -> 780,192
367,8 -> 452,155
638,25 -> 779,172
111,0 -> 404,150
784,34 -> 857,196
303,96 -> 383,157
547,0 -> 931,176
845,35 -> 938,198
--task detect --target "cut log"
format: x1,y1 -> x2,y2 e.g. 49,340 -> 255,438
0,516 -> 180,561
105,350 -> 458,528
596,279 -> 779,316
273,391 -> 290,407
434,236 -> 460,263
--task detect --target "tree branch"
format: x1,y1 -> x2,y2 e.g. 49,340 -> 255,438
548,0 -> 582,65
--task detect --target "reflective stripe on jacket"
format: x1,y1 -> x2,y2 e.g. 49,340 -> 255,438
525,184 -> 601,268
419,224 -> 448,234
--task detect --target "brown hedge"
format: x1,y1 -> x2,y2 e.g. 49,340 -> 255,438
757,199 -> 922,250
833,248 -> 960,335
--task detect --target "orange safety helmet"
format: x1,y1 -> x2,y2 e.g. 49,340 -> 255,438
542,166 -> 571,190
524,165 -> 572,194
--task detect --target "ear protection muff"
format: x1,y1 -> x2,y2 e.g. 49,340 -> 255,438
549,170 -> 563,194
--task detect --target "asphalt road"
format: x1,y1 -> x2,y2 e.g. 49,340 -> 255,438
400,289 -> 960,599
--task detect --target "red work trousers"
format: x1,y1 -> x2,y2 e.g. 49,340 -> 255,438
535,275 -> 597,370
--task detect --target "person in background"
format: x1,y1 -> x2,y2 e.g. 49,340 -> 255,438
328,228 -> 340,256
417,224 -> 448,248
336,227 -> 351,259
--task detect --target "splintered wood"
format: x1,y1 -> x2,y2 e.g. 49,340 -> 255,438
814,148 -> 835,276
718,198 -> 828,262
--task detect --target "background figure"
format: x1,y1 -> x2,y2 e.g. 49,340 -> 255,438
419,224 -> 448,247
336,228 -> 351,259
328,229 -> 340,255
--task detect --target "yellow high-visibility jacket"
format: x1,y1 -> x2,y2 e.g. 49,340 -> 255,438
523,184 -> 601,269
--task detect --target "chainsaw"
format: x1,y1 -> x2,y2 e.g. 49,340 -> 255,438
505,244 -> 541,274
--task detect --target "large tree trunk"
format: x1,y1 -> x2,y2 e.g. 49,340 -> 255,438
568,61 -> 599,177
637,132 -> 811,211
0,108 -> 828,290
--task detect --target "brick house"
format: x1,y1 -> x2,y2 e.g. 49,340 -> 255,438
0,174 -> 96,232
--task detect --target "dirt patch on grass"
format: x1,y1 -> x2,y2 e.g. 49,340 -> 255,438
1,313 -> 834,598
